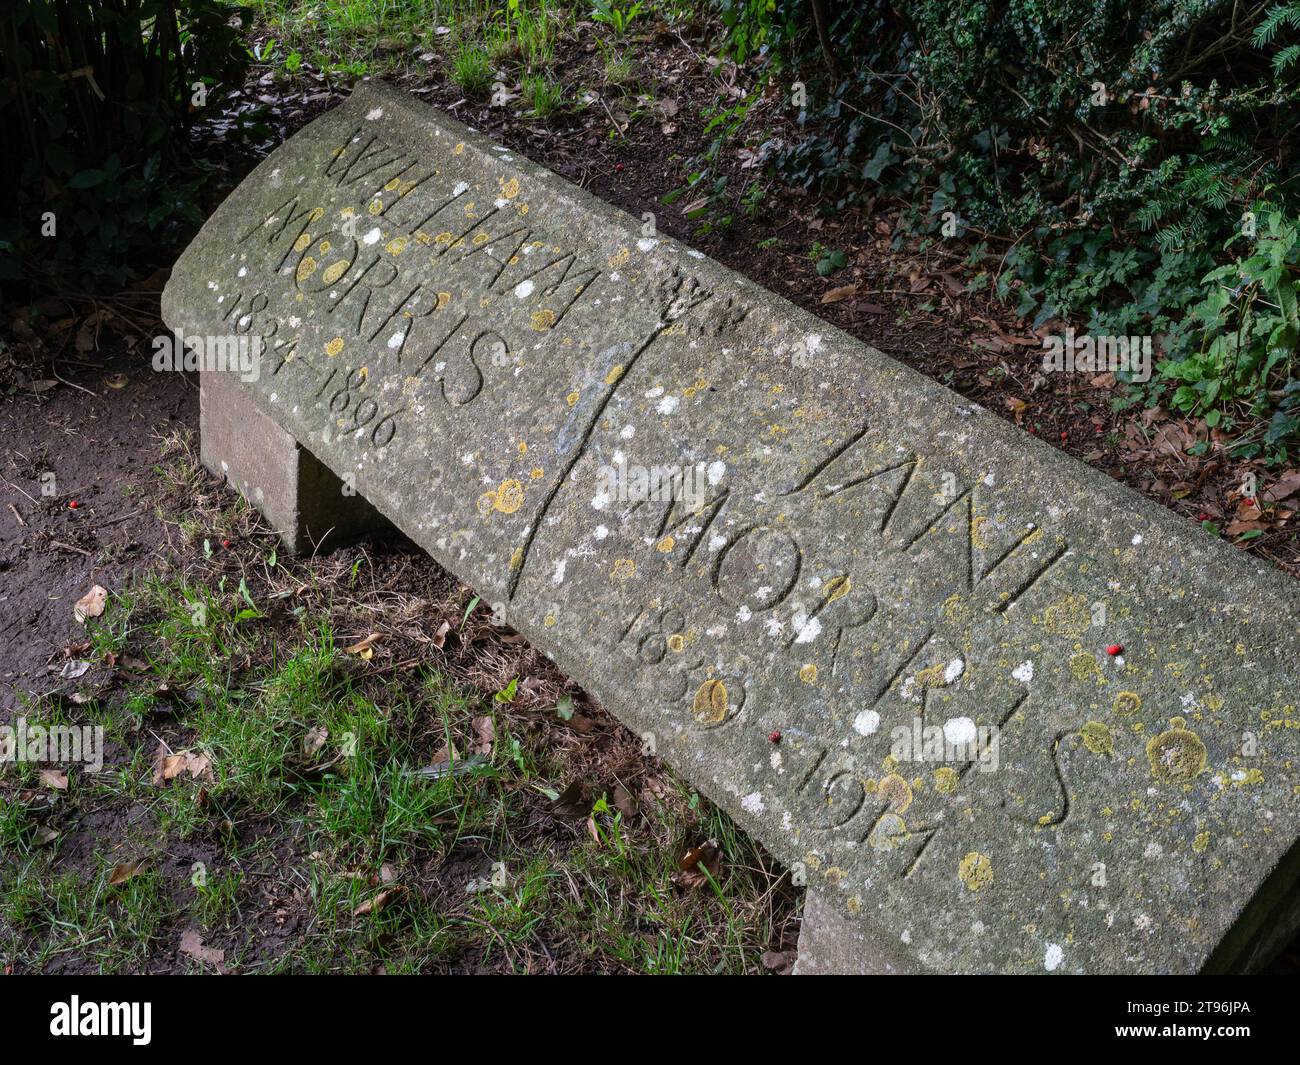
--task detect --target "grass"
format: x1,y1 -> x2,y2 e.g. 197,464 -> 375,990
524,73 -> 564,117
0,437 -> 793,972
450,42 -> 494,98
239,0 -> 572,81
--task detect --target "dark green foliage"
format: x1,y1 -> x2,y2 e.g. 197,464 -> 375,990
0,1 -> 249,292
715,0 -> 1300,460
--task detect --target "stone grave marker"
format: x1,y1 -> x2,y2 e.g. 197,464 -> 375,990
163,82 -> 1300,974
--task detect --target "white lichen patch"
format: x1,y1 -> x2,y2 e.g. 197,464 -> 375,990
853,710 -> 881,736
943,717 -> 978,745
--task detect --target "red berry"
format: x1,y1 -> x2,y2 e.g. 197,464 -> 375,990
68,500 -> 79,509
222,539 -> 232,549
1106,644 -> 1123,656
768,730 -> 782,744
615,162 -> 625,172
1060,430 -> 1068,440
1197,512 -> 1210,521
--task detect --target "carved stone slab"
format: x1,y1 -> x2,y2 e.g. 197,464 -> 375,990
163,82 -> 1300,973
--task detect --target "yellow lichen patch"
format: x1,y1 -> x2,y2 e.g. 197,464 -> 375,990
543,613 -> 557,627
611,558 -> 636,582
385,236 -> 409,256
436,291 -> 451,310
1069,652 -> 1100,682
324,336 -> 345,357
565,390 -> 580,406
492,479 -> 525,514
798,663 -> 818,684
1146,717 -> 1207,783
517,441 -> 528,454
308,207 -> 325,223
1192,831 -> 1211,853
530,308 -> 557,332
517,203 -> 530,216
656,535 -> 676,553
509,546 -> 524,570
293,232 -> 313,253
959,851 -> 994,892
473,231 -> 490,245
476,491 -> 497,518
823,574 -> 852,603
296,256 -> 319,282
607,247 -> 630,270
914,660 -> 954,689
877,773 -> 913,814
846,895 -> 862,916
384,178 -> 401,192
603,364 -> 625,385
452,142 -> 465,155
1080,721 -> 1113,756
941,593 -> 971,627
367,198 -> 384,215
530,467 -> 544,480
692,679 -> 728,725
666,633 -> 685,653
934,766 -> 960,794
1114,691 -> 1143,717
321,259 -> 350,285
970,514 -> 992,551
499,176 -> 521,199
1042,594 -> 1092,637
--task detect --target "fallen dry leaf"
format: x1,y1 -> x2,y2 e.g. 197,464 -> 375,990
675,838 -> 723,890
471,715 -> 495,756
39,769 -> 68,791
344,633 -> 381,660
821,283 -> 858,304
1263,471 -> 1300,504
353,885 -> 406,916
109,860 -> 144,886
73,584 -> 108,624
152,744 -> 215,786
551,780 -> 589,819
428,742 -> 459,771
613,783 -> 638,820
179,928 -> 225,965
304,725 -> 328,757
431,618 -> 452,649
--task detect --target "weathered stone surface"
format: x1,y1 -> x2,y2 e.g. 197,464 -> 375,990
200,366 -> 388,552
163,81 -> 1300,974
